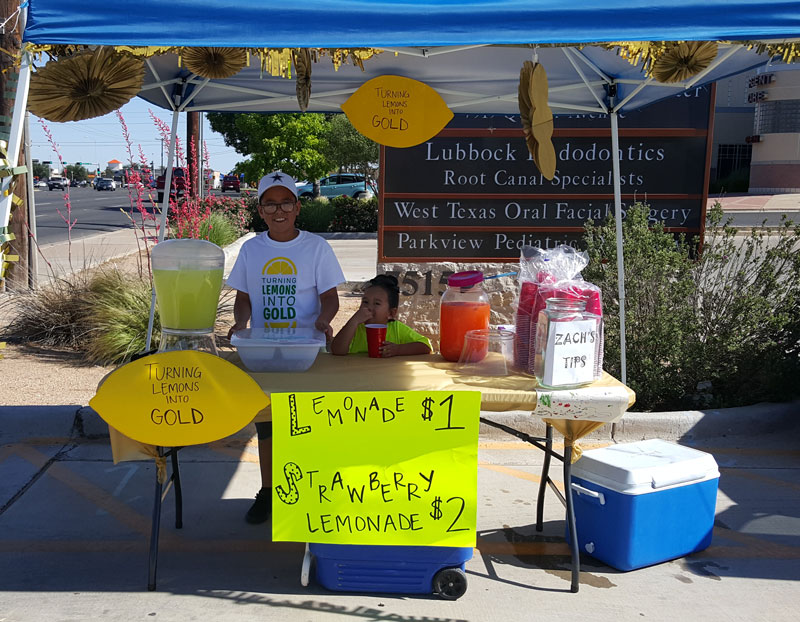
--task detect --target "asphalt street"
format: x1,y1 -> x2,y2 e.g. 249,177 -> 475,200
31,187 -> 244,246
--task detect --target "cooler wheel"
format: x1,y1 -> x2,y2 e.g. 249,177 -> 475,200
433,567 -> 467,600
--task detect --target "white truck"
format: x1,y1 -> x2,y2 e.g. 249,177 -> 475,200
47,175 -> 69,191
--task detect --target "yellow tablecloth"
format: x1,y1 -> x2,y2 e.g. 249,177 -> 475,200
108,352 -> 635,468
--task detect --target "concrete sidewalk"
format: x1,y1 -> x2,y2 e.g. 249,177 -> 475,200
4,216 -> 800,620
1,412 -> 798,622
30,227 -> 379,287
708,192 -> 800,211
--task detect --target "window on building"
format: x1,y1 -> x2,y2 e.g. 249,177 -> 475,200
755,100 -> 800,134
716,144 -> 752,180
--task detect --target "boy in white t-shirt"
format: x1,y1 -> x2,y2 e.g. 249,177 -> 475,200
226,170 -> 345,524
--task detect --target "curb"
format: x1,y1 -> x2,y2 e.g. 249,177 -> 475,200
316,232 -> 377,240
0,405 -> 83,445
615,400 -> 800,441
479,399 -> 800,442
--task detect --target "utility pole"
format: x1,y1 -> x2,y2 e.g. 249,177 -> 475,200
1,0 -> 29,290
187,111 -> 200,196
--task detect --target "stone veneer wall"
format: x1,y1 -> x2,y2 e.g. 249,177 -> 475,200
376,262 -> 519,353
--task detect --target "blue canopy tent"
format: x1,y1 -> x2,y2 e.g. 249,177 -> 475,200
6,0 -> 800,375
6,0 -> 800,594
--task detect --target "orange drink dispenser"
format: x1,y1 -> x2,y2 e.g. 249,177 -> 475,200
151,239 -> 225,354
439,270 -> 490,362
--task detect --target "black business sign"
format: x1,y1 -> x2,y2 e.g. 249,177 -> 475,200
378,87 -> 713,262
449,86 -> 712,130
384,136 -> 707,196
384,198 -> 702,230
382,230 -> 586,259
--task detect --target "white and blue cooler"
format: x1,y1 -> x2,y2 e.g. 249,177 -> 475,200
569,439 -> 720,571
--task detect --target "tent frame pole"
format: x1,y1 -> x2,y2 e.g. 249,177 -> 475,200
0,50 -> 31,230
24,111 -> 37,289
145,108 -> 180,351
609,109 -> 627,386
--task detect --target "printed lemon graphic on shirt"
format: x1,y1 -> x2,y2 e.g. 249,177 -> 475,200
261,256 -> 298,328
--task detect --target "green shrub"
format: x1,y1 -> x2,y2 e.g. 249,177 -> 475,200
328,195 -> 378,232
296,198 -> 334,232
583,204 -> 698,410
583,202 -> 800,410
83,269 -> 160,365
246,194 -> 375,233
243,194 -> 265,232
170,194 -> 251,240
709,167 -> 750,194
197,212 -> 239,247
0,272 -> 94,350
205,195 -> 252,236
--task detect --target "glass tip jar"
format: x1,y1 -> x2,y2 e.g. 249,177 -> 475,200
533,297 -> 603,389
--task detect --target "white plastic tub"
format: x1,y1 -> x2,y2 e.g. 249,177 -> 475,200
231,327 -> 325,372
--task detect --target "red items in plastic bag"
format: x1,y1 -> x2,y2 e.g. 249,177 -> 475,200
512,246 -> 603,374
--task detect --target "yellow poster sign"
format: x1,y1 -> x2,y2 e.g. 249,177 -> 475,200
90,351 -> 269,446
341,75 -> 454,148
272,391 -> 480,547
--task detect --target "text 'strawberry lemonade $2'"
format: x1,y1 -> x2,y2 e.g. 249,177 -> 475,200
439,270 -> 491,362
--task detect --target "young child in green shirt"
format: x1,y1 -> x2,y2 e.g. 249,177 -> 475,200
331,274 -> 432,357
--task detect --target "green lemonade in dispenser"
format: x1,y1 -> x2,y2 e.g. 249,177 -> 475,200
151,239 -> 226,353
152,267 -> 224,330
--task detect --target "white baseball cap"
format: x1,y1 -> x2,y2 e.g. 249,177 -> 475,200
257,170 -> 298,202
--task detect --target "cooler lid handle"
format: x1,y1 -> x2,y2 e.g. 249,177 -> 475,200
651,469 -> 709,489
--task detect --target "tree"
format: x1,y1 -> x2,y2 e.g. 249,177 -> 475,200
32,162 -> 50,180
207,112 -> 333,195
324,115 -> 379,193
65,164 -> 89,182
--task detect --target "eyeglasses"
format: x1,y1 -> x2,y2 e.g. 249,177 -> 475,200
259,201 -> 296,214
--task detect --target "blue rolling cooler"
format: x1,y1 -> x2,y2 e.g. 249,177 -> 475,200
309,543 -> 473,599
569,439 -> 720,571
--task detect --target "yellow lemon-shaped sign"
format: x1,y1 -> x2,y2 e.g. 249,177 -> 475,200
90,351 -> 269,446
341,75 -> 453,148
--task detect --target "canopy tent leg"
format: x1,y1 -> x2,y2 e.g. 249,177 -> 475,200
0,50 -> 31,230
145,109 -> 180,351
610,111 -> 627,387
23,112 -> 37,288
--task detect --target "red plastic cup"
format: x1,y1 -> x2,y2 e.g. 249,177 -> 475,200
365,324 -> 387,358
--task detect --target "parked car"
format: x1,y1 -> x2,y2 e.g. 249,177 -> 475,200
95,178 -> 117,191
156,167 -> 187,203
221,174 -> 241,193
47,176 -> 69,191
296,174 -> 374,200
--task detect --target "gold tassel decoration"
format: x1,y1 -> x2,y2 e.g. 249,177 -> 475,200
293,48 -> 312,112
518,61 -> 556,180
27,48 -> 144,122
651,41 -> 719,83
182,47 -> 248,79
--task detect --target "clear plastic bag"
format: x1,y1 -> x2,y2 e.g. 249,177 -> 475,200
513,245 -> 603,375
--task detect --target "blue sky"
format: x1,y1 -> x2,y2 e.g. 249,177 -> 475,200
30,96 -> 242,175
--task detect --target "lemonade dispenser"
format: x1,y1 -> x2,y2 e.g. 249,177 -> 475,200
151,239 -> 225,354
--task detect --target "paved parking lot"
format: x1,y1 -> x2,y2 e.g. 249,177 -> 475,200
1,413 -> 799,622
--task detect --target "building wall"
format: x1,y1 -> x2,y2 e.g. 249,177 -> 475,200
710,72 -> 755,182
749,66 -> 800,193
